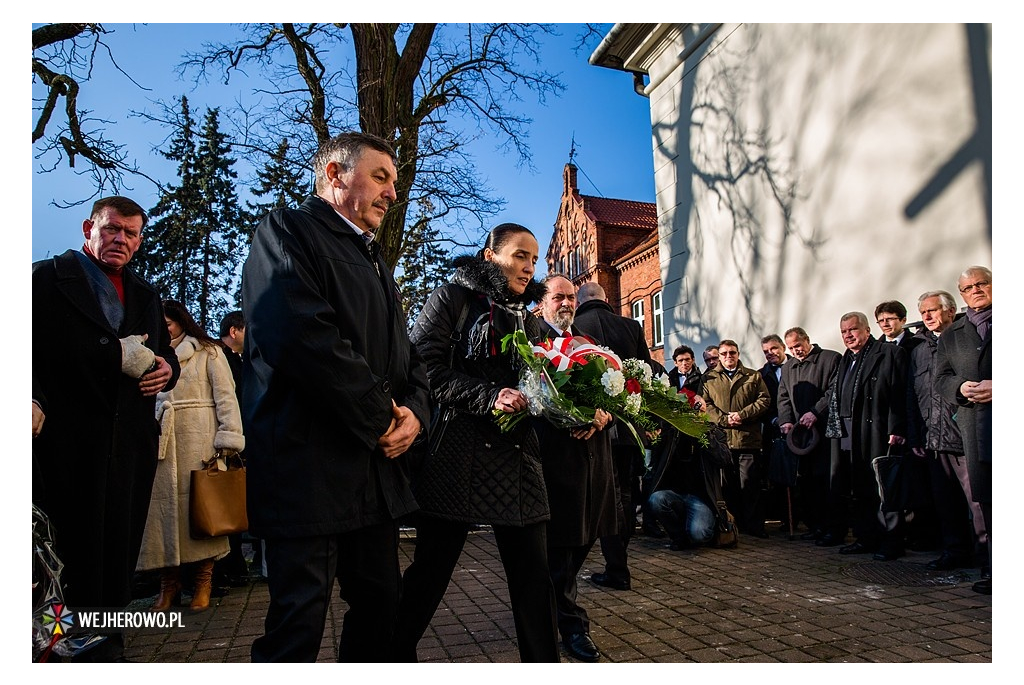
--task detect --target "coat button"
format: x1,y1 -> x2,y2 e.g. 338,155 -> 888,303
100,336 -> 109,344
382,380 -> 391,393
484,443 -> 491,449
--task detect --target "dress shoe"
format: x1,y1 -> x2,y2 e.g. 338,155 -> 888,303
839,541 -> 874,555
589,573 -> 631,591
872,547 -> 904,561
563,632 -> 600,662
972,578 -> 991,594
926,552 -> 971,571
815,533 -> 843,547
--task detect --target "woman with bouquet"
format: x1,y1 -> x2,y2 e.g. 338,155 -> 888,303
394,224 -> 560,662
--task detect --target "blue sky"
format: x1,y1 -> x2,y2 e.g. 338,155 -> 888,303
30,23 -> 657,277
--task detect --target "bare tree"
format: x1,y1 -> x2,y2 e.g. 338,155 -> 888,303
183,23 -> 565,270
32,23 -> 154,202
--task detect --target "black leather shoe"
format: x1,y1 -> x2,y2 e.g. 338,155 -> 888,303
590,573 -> 631,591
972,578 -> 991,594
815,533 -> 843,547
926,552 -> 971,571
563,632 -> 600,662
872,547 -> 904,561
839,541 -> 874,555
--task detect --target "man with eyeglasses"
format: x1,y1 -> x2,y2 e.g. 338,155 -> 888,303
701,340 -> 771,537
936,266 -> 992,594
874,301 -> 924,355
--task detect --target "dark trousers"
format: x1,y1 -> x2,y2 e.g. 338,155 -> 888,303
597,446 -> 637,582
827,444 -> 902,549
548,542 -> 595,639
394,516 -> 559,663
251,522 -> 400,663
723,450 -> 767,535
796,443 -> 830,533
926,452 -> 975,557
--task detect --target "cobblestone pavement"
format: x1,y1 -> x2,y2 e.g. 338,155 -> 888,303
123,525 -> 992,663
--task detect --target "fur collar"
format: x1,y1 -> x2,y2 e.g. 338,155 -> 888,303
173,335 -> 202,363
450,254 -> 546,305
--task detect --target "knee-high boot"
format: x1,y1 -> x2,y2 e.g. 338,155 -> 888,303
190,558 -> 215,611
151,567 -> 182,611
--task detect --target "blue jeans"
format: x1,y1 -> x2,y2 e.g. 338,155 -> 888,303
649,490 -> 716,545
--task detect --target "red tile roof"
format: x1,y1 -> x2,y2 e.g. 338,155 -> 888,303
581,194 -> 657,230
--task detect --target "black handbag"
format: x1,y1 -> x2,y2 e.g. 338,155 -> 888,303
872,445 -> 925,513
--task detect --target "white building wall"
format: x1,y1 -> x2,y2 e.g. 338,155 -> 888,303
642,23 -> 990,363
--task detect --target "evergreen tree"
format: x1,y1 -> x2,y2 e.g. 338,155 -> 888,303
135,95 -> 201,306
247,138 -> 309,223
396,201 -> 450,327
137,99 -> 247,330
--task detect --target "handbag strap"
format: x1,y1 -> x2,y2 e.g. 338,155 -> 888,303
446,296 -> 472,369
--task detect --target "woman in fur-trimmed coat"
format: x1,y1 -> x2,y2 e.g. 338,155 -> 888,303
137,300 -> 245,612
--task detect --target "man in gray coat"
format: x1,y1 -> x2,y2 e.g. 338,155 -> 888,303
936,266 -> 992,594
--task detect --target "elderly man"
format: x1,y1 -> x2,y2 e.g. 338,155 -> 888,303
33,196 -> 180,661
936,267 -> 992,594
702,339 -> 771,537
777,327 -> 842,541
573,281 -> 656,593
821,312 -> 908,560
242,131 -> 431,661
533,274 -> 617,662
907,290 -> 985,572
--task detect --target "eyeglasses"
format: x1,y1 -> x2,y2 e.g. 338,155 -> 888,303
719,350 -> 738,357
876,316 -> 901,325
959,280 -> 990,294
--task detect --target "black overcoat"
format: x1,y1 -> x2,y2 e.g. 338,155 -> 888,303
32,250 -> 180,610
533,322 -> 620,547
935,313 -> 991,502
241,196 -> 430,538
907,327 -> 964,454
776,344 -> 842,426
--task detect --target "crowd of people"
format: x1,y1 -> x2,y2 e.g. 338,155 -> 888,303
31,130 -> 992,663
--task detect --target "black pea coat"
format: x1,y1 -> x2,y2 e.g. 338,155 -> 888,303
241,196 -> 430,538
668,367 -> 704,396
33,250 -> 180,610
408,258 -> 550,526
533,322 -> 620,547
759,355 -> 792,441
935,313 -> 992,502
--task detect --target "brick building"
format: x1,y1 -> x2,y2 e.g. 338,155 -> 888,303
546,163 -> 666,365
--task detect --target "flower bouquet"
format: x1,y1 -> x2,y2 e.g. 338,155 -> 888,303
495,330 -> 709,449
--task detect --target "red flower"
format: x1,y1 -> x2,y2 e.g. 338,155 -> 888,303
625,379 -> 643,395
679,387 -> 698,407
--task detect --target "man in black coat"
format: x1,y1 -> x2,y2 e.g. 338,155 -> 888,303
936,266 -> 992,594
32,196 -> 180,661
907,291 -> 983,572
573,281 -> 656,593
533,275 -> 617,662
242,132 -> 431,662
822,312 -> 908,560
777,327 -> 841,540
875,300 -> 924,354
758,334 -> 791,532
668,344 -> 704,397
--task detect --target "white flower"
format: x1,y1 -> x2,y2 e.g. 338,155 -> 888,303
625,392 -> 642,415
601,369 -> 625,396
622,358 -> 653,384
655,373 -> 671,389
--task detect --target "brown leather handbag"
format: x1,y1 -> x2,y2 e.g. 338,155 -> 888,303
189,452 -> 248,539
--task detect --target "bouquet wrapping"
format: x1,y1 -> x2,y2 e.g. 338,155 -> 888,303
496,330 -> 709,449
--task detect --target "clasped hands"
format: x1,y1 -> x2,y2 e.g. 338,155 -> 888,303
960,379 -> 992,404
571,408 -> 612,441
379,400 -> 422,459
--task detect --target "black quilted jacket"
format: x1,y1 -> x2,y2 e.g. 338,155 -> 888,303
409,257 -> 551,526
